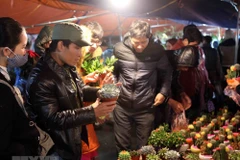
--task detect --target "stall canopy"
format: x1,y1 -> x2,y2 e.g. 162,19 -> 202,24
62,0 -> 238,28
0,0 -> 238,35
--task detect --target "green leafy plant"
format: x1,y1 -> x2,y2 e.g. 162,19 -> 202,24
81,55 -> 117,75
146,153 -> 160,160
183,153 -> 200,160
81,57 -> 104,75
129,150 -> 140,157
148,125 -> 185,149
157,147 -> 169,159
229,150 -> 240,160
226,63 -> 240,79
118,150 -> 131,160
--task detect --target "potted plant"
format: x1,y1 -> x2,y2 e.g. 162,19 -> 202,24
146,153 -> 160,160
97,84 -> 120,102
164,150 -> 180,160
229,150 -> 240,160
140,145 -> 156,160
118,150 -> 131,160
183,153 -> 200,160
212,143 -> 230,160
157,147 -> 169,160
81,55 -> 117,76
129,150 -> 140,160
148,125 -> 185,150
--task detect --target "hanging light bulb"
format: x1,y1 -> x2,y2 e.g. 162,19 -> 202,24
110,0 -> 131,9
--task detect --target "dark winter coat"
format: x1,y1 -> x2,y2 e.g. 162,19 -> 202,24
202,44 -> 223,83
26,54 -> 98,160
166,46 -> 200,97
113,34 -> 172,110
34,26 -> 53,56
0,73 -> 39,159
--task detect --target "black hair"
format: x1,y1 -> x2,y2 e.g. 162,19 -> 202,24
129,20 -> 151,38
0,17 -> 24,50
83,21 -> 104,40
47,40 -> 72,53
203,36 -> 212,44
183,24 -> 203,44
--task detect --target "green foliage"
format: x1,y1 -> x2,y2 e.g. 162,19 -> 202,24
146,153 -> 160,160
157,147 -> 169,159
81,57 -> 103,75
105,56 -> 118,68
184,153 -> 200,160
81,55 -> 117,75
229,150 -> 240,160
226,64 -> 240,79
118,151 -> 131,160
148,125 -> 185,149
129,150 -> 140,157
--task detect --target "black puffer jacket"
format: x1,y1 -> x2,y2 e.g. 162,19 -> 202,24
34,26 -> 53,56
113,34 -> 172,110
26,54 -> 98,160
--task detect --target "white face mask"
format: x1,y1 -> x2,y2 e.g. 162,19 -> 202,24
6,48 -> 28,68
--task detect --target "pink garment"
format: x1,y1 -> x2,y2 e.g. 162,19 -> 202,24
81,150 -> 98,160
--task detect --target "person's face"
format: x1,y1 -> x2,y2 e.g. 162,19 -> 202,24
2,29 -> 28,58
130,37 -> 149,53
58,42 -> 82,67
166,42 -> 173,50
182,38 -> 188,47
87,38 -> 102,54
43,40 -> 52,49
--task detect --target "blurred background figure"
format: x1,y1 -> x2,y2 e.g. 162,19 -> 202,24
15,40 -> 40,100
217,29 -> 235,67
202,35 -> 224,110
76,22 -> 104,160
34,25 -> 53,57
165,38 -> 177,50
0,17 -> 39,158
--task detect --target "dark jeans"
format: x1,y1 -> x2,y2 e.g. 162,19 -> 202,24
113,105 -> 155,152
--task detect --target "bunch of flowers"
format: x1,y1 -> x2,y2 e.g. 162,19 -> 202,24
171,107 -> 240,159
226,63 -> 240,79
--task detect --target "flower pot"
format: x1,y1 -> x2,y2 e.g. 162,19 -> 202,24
131,155 -> 140,160
141,155 -> 146,160
199,153 -> 212,160
179,144 -> 189,152
101,96 -> 118,102
186,138 -> 193,146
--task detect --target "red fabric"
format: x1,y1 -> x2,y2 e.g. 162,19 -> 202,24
171,39 -> 184,50
27,50 -> 39,58
81,102 -> 99,155
179,68 -> 197,97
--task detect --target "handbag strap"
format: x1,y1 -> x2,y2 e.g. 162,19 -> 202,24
0,79 -> 29,117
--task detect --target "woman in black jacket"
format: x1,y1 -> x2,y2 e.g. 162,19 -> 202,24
0,17 -> 39,158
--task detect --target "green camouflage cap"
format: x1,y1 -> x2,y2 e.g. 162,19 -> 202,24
52,22 -> 92,47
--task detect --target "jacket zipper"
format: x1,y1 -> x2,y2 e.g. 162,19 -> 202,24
132,56 -> 138,108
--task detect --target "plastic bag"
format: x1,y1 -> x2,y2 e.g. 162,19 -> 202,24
171,111 -> 189,132
224,86 -> 240,106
